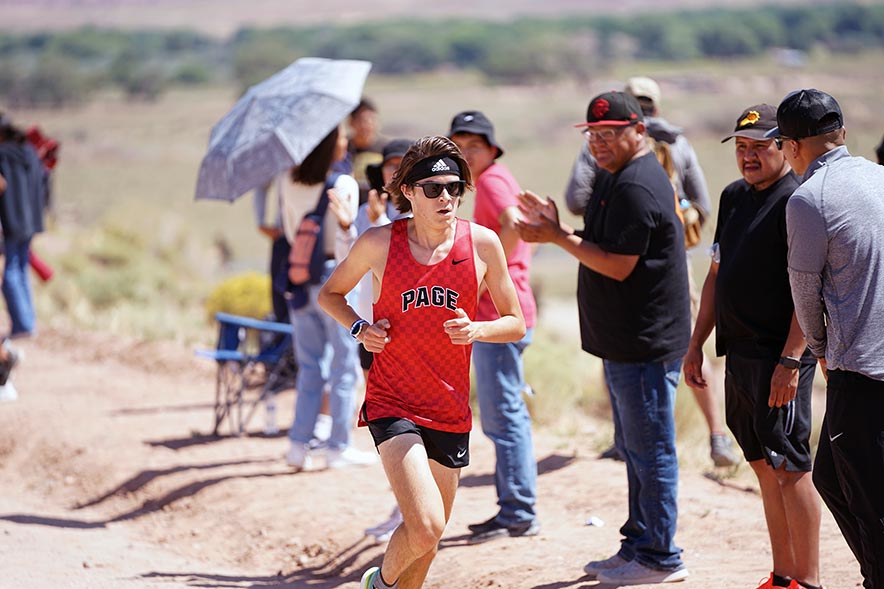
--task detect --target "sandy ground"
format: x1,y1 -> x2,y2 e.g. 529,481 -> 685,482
0,327 -> 864,588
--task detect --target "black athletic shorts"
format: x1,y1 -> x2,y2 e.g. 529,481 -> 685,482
364,410 -> 470,469
724,352 -> 815,471
359,343 -> 373,371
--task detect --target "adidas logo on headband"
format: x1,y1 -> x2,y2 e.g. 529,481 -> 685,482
431,159 -> 450,172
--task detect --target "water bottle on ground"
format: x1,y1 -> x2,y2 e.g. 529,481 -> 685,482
264,395 -> 279,435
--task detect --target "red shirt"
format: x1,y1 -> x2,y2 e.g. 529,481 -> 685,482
472,162 -> 536,328
363,218 -> 478,433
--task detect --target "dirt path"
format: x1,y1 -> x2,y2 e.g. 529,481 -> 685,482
0,328 -> 863,588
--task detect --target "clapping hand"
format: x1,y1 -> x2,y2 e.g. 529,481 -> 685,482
515,190 -> 564,244
328,188 -> 353,230
366,188 -> 389,225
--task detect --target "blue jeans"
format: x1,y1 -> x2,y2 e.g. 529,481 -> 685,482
2,237 -> 35,336
604,358 -> 684,571
473,328 -> 536,525
287,260 -> 359,451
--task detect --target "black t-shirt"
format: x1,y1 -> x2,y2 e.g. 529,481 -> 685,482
713,171 -> 805,357
577,152 -> 691,363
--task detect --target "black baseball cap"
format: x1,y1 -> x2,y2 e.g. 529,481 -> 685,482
379,138 -> 412,163
576,91 -> 644,128
765,89 -> 844,139
721,104 -> 778,143
365,138 -> 412,182
448,111 -> 504,158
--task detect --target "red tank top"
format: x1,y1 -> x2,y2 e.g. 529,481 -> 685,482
363,217 -> 478,433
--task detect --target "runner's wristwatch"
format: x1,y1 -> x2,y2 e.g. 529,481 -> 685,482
778,356 -> 801,369
350,318 -> 369,340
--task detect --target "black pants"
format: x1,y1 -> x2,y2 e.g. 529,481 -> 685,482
269,236 -> 290,323
812,369 -> 884,589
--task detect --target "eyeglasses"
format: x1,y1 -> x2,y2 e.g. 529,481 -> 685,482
775,136 -> 800,151
413,181 -> 466,198
582,125 -> 633,143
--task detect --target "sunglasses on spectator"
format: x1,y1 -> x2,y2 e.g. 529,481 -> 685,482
775,136 -> 800,150
413,181 -> 466,198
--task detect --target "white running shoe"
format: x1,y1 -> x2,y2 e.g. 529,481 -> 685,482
312,413 -> 332,442
597,560 -> 689,585
285,442 -> 314,471
365,507 -> 403,544
584,553 -> 630,577
0,381 -> 18,402
326,446 -> 378,469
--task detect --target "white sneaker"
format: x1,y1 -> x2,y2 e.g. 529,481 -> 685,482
365,507 -> 403,544
0,381 -> 17,402
285,442 -> 314,471
583,553 -> 629,577
312,413 -> 332,442
326,446 -> 378,469
597,560 -> 689,585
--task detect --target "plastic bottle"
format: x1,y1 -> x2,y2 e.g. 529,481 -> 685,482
264,395 -> 279,435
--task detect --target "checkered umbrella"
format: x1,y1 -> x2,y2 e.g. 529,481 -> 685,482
195,57 -> 371,202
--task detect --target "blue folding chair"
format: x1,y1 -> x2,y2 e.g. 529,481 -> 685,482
196,312 -> 297,436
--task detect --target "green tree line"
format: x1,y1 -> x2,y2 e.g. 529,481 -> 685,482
2,2 -> 883,107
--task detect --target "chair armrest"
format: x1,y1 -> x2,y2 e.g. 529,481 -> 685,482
215,312 -> 293,335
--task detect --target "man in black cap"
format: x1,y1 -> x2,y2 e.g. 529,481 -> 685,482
448,111 -> 540,544
564,77 -> 736,469
684,103 -> 822,589
517,91 -> 690,585
769,88 -> 884,589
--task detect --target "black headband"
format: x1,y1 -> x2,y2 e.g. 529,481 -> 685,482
403,156 -> 462,184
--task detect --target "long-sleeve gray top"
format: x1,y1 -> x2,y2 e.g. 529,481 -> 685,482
786,145 -> 884,380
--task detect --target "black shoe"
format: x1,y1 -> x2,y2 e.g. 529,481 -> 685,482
0,342 -> 19,386
599,443 -> 624,462
467,517 -> 540,544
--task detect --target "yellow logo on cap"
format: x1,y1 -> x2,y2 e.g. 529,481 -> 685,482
739,111 -> 760,128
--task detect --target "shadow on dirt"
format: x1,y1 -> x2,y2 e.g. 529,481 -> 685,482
459,452 -> 577,488
139,536 -> 383,588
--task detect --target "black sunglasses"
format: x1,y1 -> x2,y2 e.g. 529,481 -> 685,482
413,181 -> 466,198
775,136 -> 800,150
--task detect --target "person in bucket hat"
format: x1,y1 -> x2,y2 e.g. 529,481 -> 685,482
448,111 -> 540,545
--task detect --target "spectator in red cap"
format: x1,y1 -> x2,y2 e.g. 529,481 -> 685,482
517,90 -> 690,585
563,77 -> 736,469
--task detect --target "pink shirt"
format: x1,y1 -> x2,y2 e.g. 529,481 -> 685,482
472,162 -> 536,328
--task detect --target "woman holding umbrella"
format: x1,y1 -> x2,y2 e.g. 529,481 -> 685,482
281,124 -> 377,471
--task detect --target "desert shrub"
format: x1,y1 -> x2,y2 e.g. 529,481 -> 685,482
172,61 -> 212,85
231,37 -> 298,92
203,273 -> 272,322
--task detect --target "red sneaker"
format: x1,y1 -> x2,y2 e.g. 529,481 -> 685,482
755,574 -> 801,589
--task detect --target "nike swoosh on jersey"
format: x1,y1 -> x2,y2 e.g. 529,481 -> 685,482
452,258 -> 469,265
